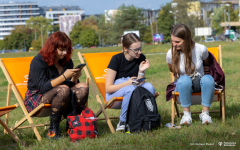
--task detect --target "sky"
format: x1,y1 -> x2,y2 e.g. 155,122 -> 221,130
0,0 -> 173,15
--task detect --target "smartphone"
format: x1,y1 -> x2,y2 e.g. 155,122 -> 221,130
75,63 -> 86,69
137,78 -> 146,82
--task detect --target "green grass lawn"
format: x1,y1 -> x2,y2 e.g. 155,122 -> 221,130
0,41 -> 240,150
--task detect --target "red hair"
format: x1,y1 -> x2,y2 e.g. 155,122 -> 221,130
39,31 -> 73,66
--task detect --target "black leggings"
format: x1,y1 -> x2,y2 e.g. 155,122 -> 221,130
39,84 -> 89,116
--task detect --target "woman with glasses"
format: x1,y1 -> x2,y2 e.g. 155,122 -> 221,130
24,31 -> 89,139
105,33 -> 156,132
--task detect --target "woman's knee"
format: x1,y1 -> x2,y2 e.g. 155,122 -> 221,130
142,82 -> 155,93
74,82 -> 89,89
177,75 -> 192,88
55,85 -> 70,99
201,75 -> 214,85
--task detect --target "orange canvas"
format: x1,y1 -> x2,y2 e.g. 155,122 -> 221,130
2,57 -> 33,100
0,57 -> 52,141
207,47 -> 219,63
84,52 -> 119,101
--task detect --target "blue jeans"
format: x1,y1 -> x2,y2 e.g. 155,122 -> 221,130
175,75 -> 215,108
106,77 -> 156,122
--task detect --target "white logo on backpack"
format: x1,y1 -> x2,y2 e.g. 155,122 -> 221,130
145,98 -> 154,112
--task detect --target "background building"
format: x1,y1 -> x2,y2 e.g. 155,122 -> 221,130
142,9 -> 160,26
39,5 -> 84,25
59,15 -> 81,36
0,2 -> 39,40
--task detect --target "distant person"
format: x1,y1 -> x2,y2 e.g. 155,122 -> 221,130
105,33 -> 156,131
224,27 -> 230,41
24,31 -> 89,139
166,24 -> 220,125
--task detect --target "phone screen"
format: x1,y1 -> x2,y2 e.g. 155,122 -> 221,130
75,63 -> 86,69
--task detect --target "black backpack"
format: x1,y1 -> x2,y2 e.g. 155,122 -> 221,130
125,86 -> 161,132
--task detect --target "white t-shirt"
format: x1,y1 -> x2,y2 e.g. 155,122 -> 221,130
166,43 -> 209,77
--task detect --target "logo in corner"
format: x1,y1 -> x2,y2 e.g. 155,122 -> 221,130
218,142 -> 222,146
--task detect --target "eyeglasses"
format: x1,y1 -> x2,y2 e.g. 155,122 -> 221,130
128,46 -> 144,53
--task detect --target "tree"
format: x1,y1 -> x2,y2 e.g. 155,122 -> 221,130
26,16 -> 54,39
0,40 -> 4,50
211,6 -> 224,34
111,4 -> 147,44
3,25 -> 34,50
69,21 -> 83,45
97,14 -> 113,46
79,28 -> 98,47
158,3 -> 174,43
142,25 -> 153,43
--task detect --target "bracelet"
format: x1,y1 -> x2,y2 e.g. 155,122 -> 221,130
138,71 -> 145,76
62,73 -> 67,80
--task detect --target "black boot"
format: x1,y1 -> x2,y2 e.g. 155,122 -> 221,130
46,115 -> 62,139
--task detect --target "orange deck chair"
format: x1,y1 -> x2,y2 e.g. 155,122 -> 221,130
0,104 -> 21,143
78,52 -> 159,133
0,57 -> 52,141
170,45 -> 226,124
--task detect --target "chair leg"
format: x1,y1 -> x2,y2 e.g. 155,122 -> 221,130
220,94 -> 222,117
172,98 -> 175,124
222,91 -> 226,122
95,97 -> 115,117
26,115 -> 42,140
11,115 -> 28,131
4,83 -> 12,134
0,118 -> 20,143
95,95 -> 115,133
174,101 -> 180,118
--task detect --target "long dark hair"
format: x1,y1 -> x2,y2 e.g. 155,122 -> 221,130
171,24 -> 195,76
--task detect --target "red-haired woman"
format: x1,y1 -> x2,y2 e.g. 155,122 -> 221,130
24,31 -> 89,139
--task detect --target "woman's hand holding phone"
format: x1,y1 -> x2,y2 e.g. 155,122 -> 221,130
63,68 -> 82,79
136,78 -> 146,85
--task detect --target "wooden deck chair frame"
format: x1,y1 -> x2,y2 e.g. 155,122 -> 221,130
170,45 -> 226,124
78,52 -> 159,133
0,57 -> 52,141
0,103 -> 21,143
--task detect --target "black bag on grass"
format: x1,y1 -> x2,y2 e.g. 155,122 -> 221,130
125,86 -> 161,132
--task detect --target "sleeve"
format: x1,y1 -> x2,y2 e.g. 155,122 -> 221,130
69,59 -> 74,69
29,58 -> 53,94
107,55 -> 120,71
202,45 -> 209,60
166,49 -> 172,64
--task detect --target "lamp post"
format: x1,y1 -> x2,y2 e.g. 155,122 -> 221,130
225,4 -> 231,29
169,10 -> 178,25
170,2 -> 178,25
149,7 -> 154,44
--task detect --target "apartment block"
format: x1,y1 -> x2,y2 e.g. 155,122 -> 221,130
39,5 -> 84,25
0,2 -> 39,40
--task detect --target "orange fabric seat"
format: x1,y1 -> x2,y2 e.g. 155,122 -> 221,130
0,57 -> 53,141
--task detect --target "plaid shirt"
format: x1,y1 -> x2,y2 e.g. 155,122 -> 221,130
24,90 -> 42,113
